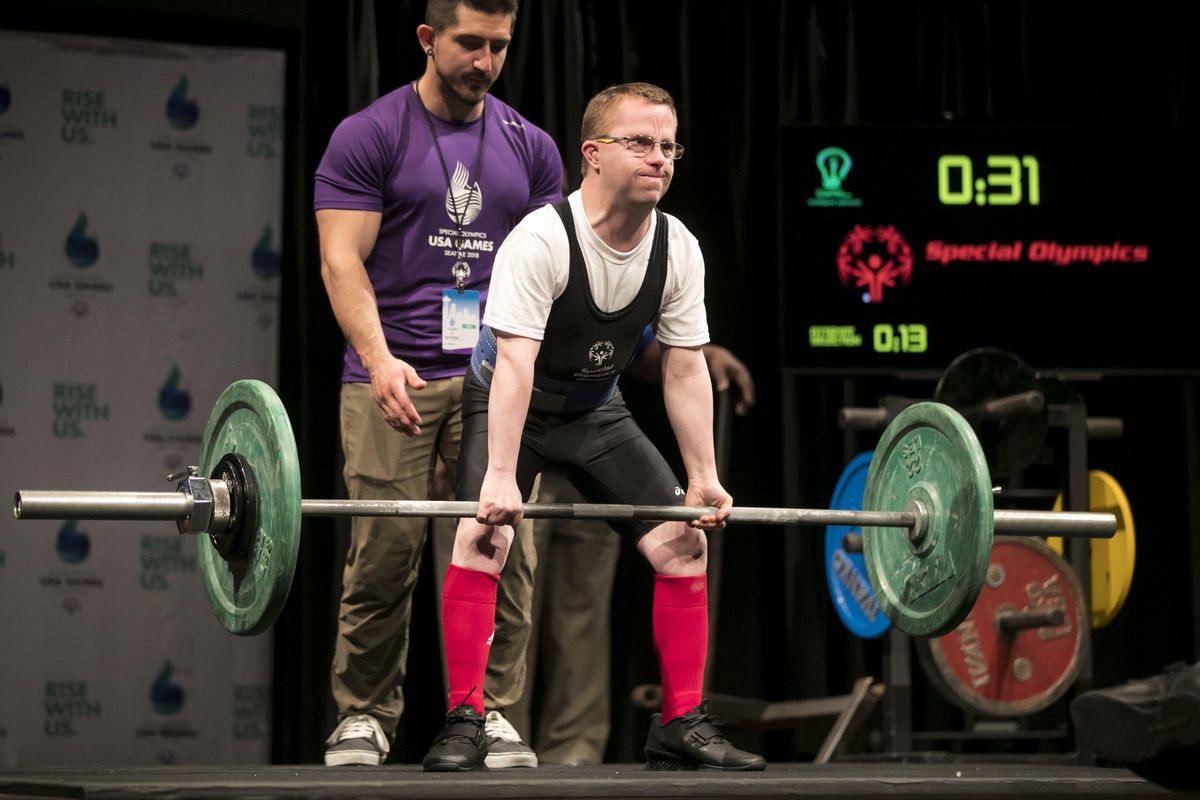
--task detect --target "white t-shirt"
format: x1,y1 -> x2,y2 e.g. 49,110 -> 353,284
483,190 -> 710,347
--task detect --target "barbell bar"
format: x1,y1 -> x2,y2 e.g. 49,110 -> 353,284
10,379 -> 1116,638
14,491 -> 1114,535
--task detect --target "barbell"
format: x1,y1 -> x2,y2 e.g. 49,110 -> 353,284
12,379 -> 1116,638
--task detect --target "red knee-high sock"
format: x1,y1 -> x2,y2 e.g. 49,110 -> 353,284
442,564 -> 499,714
653,573 -> 708,721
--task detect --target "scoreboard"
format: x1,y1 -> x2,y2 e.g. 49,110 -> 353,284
779,125 -> 1190,375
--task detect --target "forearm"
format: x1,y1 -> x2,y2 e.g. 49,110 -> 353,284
662,346 -> 718,482
320,253 -> 392,371
316,208 -> 390,373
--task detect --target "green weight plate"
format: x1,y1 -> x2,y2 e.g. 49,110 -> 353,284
196,380 -> 301,635
862,402 -> 994,637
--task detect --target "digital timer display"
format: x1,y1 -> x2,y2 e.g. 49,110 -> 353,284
873,324 -> 927,354
780,125 -> 1187,374
937,155 -> 1040,206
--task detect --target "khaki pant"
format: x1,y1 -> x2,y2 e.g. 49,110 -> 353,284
331,380 -> 536,735
506,468 -> 620,765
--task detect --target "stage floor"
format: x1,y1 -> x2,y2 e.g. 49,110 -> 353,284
0,762 -> 1186,800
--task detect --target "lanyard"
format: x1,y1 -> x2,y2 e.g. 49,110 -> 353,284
414,82 -> 487,293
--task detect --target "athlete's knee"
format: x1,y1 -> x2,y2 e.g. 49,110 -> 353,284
639,522 -> 707,573
451,522 -> 513,573
452,523 -> 499,567
674,523 -> 707,558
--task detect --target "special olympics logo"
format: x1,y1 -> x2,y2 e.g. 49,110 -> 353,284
588,340 -> 615,366
836,225 -> 913,304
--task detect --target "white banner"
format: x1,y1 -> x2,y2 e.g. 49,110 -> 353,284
0,29 -> 285,766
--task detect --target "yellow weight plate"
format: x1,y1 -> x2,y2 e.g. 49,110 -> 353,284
1047,470 -> 1135,628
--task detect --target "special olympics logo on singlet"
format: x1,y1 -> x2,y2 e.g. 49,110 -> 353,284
588,340 -> 615,366
447,162 -> 483,225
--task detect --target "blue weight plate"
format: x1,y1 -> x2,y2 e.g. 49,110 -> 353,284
825,451 -> 891,638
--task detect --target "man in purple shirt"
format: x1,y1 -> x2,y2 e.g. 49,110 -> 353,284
314,0 -> 562,767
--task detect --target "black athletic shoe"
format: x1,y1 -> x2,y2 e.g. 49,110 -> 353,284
422,704 -> 488,772
644,701 -> 766,771
1071,661 -> 1200,763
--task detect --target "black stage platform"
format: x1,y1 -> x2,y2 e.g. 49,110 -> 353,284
0,763 -> 1191,800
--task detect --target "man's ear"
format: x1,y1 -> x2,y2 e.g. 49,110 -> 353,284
581,140 -> 601,171
416,24 -> 436,55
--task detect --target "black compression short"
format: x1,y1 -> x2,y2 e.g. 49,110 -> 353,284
456,371 -> 685,541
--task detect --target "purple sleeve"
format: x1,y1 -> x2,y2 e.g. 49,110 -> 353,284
524,126 -> 565,215
313,113 -> 392,212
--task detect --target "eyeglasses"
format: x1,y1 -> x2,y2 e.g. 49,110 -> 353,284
591,134 -> 685,160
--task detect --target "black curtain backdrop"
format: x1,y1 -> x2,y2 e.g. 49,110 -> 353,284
2,0 -> 1196,766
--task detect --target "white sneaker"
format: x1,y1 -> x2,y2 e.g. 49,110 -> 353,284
324,714 -> 390,766
483,710 -> 538,768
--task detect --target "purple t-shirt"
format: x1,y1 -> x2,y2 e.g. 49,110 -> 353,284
315,84 -> 563,382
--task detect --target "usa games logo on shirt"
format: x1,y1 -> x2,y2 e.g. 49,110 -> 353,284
447,162 -> 482,225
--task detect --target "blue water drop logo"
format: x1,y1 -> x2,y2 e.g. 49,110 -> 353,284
56,520 -> 90,564
0,83 -> 11,115
158,365 -> 192,421
151,660 -> 185,715
252,225 -> 281,280
166,75 -> 199,131
65,212 -> 99,268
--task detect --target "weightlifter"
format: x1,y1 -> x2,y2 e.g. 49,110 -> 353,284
423,81 -> 766,772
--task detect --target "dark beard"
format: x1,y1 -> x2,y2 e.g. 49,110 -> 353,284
436,65 -> 491,108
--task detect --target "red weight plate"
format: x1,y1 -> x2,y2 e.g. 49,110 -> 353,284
917,537 -> 1087,717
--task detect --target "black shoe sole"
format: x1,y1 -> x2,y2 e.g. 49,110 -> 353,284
645,748 -> 766,771
1072,692 -> 1200,763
